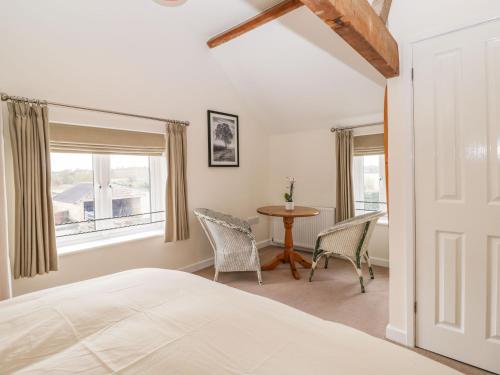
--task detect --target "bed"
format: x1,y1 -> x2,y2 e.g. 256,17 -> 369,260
0,268 -> 459,374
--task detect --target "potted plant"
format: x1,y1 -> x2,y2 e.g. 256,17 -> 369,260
284,177 -> 295,210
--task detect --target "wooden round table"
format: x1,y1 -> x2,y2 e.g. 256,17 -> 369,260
257,206 -> 319,280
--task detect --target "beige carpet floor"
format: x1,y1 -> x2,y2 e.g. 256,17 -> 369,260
196,246 -> 494,375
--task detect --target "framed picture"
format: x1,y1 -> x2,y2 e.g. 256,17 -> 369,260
207,110 -> 239,167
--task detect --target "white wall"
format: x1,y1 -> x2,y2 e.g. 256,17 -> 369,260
267,120 -> 389,265
268,129 -> 336,207
0,106 -> 12,300
0,0 -> 271,296
386,0 -> 500,345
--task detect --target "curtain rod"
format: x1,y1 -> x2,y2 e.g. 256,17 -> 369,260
0,92 -> 190,126
330,121 -> 382,132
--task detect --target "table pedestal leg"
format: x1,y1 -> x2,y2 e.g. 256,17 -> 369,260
261,216 -> 312,280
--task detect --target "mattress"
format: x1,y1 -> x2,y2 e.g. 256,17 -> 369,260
0,268 -> 459,374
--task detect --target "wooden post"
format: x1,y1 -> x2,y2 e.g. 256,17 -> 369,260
384,86 -> 389,214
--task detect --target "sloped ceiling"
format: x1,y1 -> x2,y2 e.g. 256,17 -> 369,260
188,0 -> 386,133
0,0 -> 385,134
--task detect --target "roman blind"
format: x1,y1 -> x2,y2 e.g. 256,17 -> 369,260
49,123 -> 165,156
353,133 -> 385,156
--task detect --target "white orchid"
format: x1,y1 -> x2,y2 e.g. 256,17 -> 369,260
284,177 -> 295,202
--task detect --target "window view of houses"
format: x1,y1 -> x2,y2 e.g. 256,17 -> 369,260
51,153 -> 156,237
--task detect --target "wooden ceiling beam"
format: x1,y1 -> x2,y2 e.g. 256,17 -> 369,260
371,0 -> 392,24
298,0 -> 399,78
207,0 -> 304,49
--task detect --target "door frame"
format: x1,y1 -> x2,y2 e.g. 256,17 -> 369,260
408,16 -> 500,348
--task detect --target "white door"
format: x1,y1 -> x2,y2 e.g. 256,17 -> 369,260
414,20 -> 500,373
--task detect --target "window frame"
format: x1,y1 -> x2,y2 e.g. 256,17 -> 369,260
52,152 -> 166,250
353,153 -> 388,219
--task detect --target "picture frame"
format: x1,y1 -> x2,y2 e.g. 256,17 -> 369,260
207,110 -> 239,167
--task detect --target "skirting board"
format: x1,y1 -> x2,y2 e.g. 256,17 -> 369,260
256,239 -> 271,249
177,257 -> 214,273
385,324 -> 408,346
271,241 -> 389,268
178,239 -> 272,273
369,257 -> 389,268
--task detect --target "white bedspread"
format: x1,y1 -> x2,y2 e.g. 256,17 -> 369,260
0,269 -> 459,374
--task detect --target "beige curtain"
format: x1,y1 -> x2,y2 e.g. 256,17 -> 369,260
8,101 -> 58,278
335,129 -> 355,223
165,122 -> 189,242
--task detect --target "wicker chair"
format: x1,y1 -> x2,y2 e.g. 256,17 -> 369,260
194,208 -> 262,285
309,211 -> 385,293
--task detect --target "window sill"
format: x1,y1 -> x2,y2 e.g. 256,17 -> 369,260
57,229 -> 164,256
377,216 -> 389,226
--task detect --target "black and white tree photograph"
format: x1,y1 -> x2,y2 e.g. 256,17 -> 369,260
207,110 -> 239,167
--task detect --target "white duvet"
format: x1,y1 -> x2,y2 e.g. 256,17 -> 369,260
0,268 -> 459,374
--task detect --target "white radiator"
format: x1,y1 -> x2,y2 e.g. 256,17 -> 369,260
271,207 -> 335,252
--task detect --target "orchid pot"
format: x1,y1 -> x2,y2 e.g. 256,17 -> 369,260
284,177 -> 296,211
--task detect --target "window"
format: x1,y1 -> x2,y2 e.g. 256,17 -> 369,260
353,154 -> 387,216
51,153 -> 166,246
